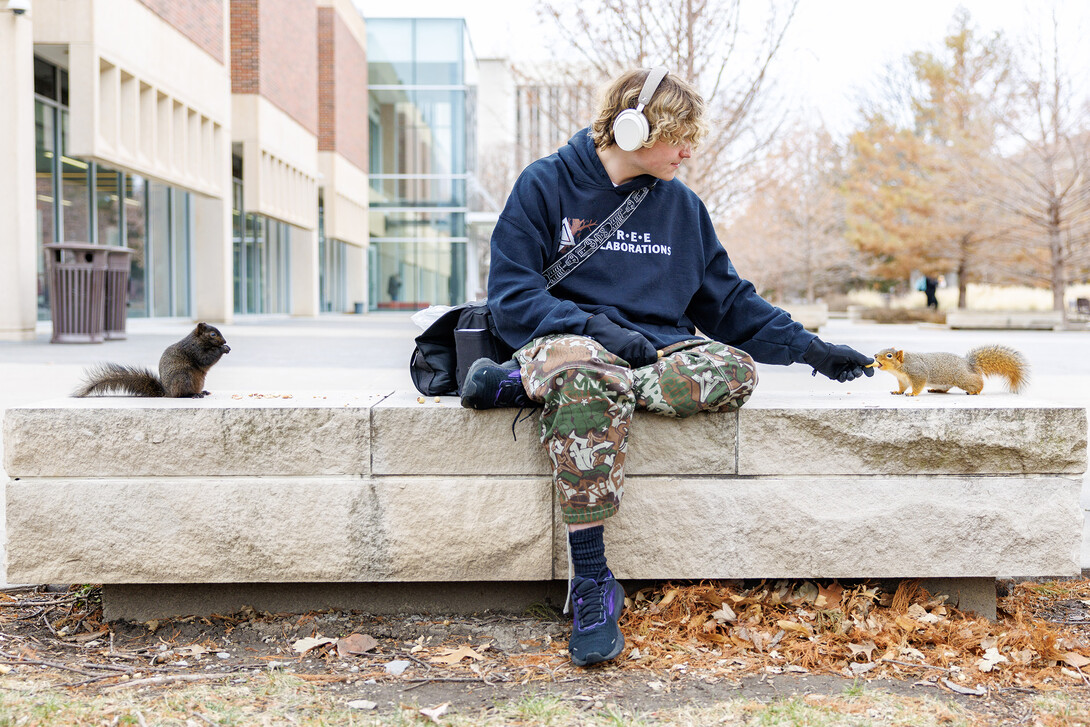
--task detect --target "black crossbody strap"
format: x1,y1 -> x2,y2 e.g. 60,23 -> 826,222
543,186 -> 650,289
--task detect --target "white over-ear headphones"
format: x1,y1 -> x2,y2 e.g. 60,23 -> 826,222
612,66 -> 669,152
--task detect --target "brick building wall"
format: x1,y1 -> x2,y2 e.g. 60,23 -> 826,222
230,0 -> 318,135
318,7 -> 367,171
140,0 -> 225,63
317,9 -> 334,149
230,0 -> 259,94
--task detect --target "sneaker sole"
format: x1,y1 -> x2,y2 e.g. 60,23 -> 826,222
570,579 -> 626,667
570,631 -> 625,667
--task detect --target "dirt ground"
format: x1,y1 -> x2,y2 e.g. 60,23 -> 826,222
1,579 -> 1089,725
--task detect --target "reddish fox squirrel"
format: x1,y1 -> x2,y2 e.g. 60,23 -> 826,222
74,322 -> 230,398
869,345 -> 1028,396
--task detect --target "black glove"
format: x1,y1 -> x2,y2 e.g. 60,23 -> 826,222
802,339 -> 875,383
583,313 -> 658,368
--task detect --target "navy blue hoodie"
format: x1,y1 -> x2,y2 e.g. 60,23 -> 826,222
487,128 -> 816,365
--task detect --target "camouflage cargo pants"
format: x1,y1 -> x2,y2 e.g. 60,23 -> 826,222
515,335 -> 758,524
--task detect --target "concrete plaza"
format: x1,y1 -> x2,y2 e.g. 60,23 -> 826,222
2,312 -> 1088,584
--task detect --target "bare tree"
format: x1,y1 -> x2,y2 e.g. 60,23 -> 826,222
987,7 -> 1090,316
723,122 -> 859,303
526,0 -> 799,219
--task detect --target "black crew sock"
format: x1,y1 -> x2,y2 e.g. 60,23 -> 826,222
569,525 -> 608,580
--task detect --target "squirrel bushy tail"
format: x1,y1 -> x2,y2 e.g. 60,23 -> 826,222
74,363 -> 167,397
966,345 -> 1029,394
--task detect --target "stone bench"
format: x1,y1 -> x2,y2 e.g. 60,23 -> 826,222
4,391 -> 1085,621
946,310 -> 1065,330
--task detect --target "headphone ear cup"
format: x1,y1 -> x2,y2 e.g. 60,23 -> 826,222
613,109 -> 649,152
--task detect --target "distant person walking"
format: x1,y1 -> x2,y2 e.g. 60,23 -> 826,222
387,273 -> 402,303
924,276 -> 938,309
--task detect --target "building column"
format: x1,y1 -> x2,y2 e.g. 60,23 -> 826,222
193,123 -> 234,324
0,7 -> 37,341
346,241 -> 367,314
193,192 -> 234,324
291,227 -> 319,317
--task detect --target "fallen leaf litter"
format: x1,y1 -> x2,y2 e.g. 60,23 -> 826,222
0,578 -> 1087,700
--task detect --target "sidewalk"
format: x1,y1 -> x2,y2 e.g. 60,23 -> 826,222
2,314 -> 1088,583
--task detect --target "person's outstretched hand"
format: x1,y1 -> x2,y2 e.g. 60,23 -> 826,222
802,339 -> 874,382
584,314 -> 658,369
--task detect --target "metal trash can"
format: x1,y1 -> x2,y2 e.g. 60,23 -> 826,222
43,242 -> 108,344
104,246 -> 134,340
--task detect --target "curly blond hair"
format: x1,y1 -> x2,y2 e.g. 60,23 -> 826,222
590,69 -> 708,150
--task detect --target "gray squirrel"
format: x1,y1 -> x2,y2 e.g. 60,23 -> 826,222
74,322 -> 230,398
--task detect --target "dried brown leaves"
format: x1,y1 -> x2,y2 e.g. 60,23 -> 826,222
616,578 -> 1090,691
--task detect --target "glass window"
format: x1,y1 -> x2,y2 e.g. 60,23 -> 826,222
125,175 -> 148,318
233,180 -> 244,314
369,110 -> 382,196
148,182 -> 171,317
266,219 -> 282,314
370,210 -> 465,241
366,17 -> 473,312
333,240 -> 347,311
318,197 -> 351,314
368,240 -> 466,309
413,19 -> 462,86
368,177 -> 465,208
366,19 -> 414,85
34,57 -> 56,100
369,88 -> 463,177
60,111 -> 91,242
172,189 -> 190,316
245,213 -> 264,314
95,167 -> 122,247
321,234 -> 348,314
233,174 -> 293,316
318,194 -> 327,311
35,101 -> 56,318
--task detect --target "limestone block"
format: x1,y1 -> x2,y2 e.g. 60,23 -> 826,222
738,396 -> 1086,476
6,475 -> 553,583
372,393 -> 549,475
3,393 -> 382,477
372,391 -> 737,476
552,476 -> 1082,579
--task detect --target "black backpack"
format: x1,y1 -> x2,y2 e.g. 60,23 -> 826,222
409,300 -> 514,396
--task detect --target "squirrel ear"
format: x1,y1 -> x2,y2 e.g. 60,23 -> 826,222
895,350 -> 904,362
196,322 -> 209,332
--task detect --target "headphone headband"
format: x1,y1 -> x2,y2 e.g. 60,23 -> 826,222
636,66 -> 669,110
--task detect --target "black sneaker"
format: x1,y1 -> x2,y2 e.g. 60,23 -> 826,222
568,570 -> 625,667
460,358 -> 532,409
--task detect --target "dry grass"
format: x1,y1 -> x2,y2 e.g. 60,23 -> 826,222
1,579 -> 1089,725
0,674 -> 1007,726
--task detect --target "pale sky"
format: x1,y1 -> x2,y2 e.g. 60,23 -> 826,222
356,0 -> 1090,135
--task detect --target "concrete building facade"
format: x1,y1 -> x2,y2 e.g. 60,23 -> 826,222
0,0 -> 369,340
